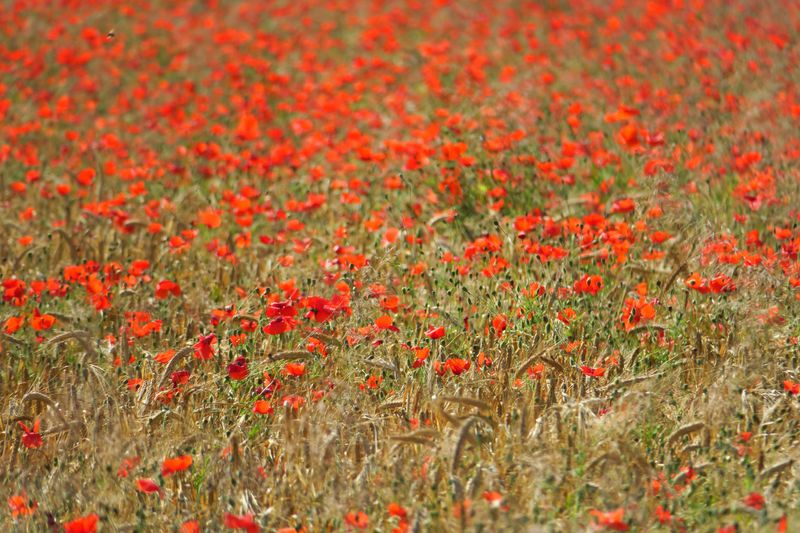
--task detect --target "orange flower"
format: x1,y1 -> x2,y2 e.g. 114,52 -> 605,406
375,314 -> 399,331
162,455 -> 193,476
224,512 -> 260,532
283,362 -> 306,377
425,325 -> 445,339
181,520 -> 200,533
580,366 -> 605,378
197,208 -> 222,228
76,167 -> 95,186
135,478 -> 161,496
4,315 -> 24,335
252,400 -> 274,415
30,309 -> 55,331
589,508 -> 629,531
7,491 -> 37,518
63,513 -> 99,533
344,511 -> 369,529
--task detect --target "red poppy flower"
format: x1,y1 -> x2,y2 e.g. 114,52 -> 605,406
425,325 -> 445,339
743,492 -> 765,510
155,279 -> 181,299
7,492 -> 37,518
253,400 -> 274,415
76,168 -> 95,186
135,478 -> 161,496
266,300 -> 297,317
304,296 -> 335,322
4,315 -> 24,334
375,315 -> 399,331
227,357 -> 249,380
344,511 -> 369,529
63,514 -> 99,533
280,395 -> 305,410
580,366 -> 605,378
194,333 -> 217,360
162,455 -> 193,476
387,502 -> 407,519
224,512 -> 260,532
18,419 -> 43,449
589,508 -> 629,531
181,520 -> 201,533
262,316 -> 297,335
491,314 -> 507,336
436,358 -> 471,376
283,362 -> 306,377
30,309 -> 55,331
170,370 -> 191,387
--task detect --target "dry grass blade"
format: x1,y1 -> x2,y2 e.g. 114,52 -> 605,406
451,416 -> 479,475
516,351 -> 562,379
47,330 -> 99,359
586,451 -> 621,472
626,323 -> 667,335
759,459 -> 794,479
307,332 -> 342,347
267,350 -> 312,362
439,395 -> 492,412
390,435 -> 431,445
667,422 -> 705,446
22,391 -> 70,428
54,227 -> 80,262
139,346 -> 195,414
604,372 -> 664,392
660,262 -> 687,297
2,333 -> 25,346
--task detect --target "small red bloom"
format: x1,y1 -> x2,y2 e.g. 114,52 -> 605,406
283,362 -> 306,377
580,365 -> 605,378
18,419 -> 43,449
491,314 -> 507,336
224,512 -> 260,532
135,478 -> 161,496
262,316 -> 297,335
194,333 -> 217,360
181,520 -> 201,533
344,511 -> 369,529
7,491 -> 37,518
4,315 -> 24,334
227,357 -> 249,380
162,455 -> 193,476
743,492 -> 765,510
30,309 -> 56,331
589,507 -> 629,531
63,514 -> 99,533
425,325 -> 445,339
155,279 -> 182,299
253,400 -> 274,415
375,315 -> 399,332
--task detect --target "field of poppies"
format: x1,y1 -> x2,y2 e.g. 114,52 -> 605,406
2,0 -> 800,531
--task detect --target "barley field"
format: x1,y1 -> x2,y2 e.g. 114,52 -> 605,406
2,1 -> 799,531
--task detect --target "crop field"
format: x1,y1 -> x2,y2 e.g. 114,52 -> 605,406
2,0 -> 800,531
